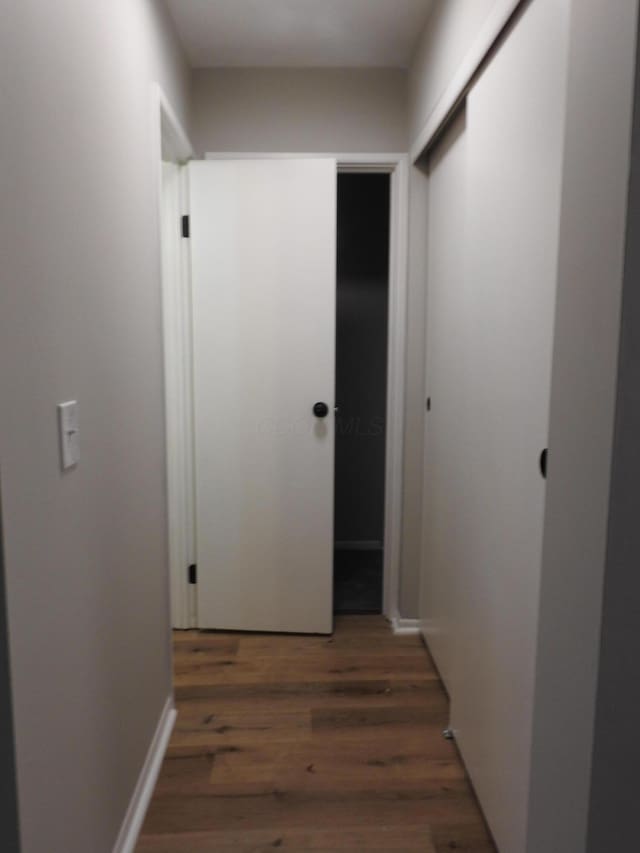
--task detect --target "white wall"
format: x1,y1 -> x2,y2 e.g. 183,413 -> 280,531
191,67 -> 407,154
527,1 -> 639,850
402,0 -> 501,616
408,0 -> 497,144
0,1 -> 190,851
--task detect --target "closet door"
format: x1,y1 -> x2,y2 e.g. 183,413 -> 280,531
450,1 -> 570,850
420,108 -> 468,692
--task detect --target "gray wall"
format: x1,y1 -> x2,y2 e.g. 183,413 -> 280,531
0,1 -> 190,851
192,67 -> 408,155
586,10 -> 640,850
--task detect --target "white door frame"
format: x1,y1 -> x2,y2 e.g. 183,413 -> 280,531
153,84 -> 196,629
203,152 -> 408,620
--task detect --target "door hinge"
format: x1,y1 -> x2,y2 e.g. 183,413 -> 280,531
188,563 -> 197,584
181,214 -> 190,238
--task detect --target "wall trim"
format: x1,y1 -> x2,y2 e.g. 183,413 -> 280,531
390,615 -> 421,635
153,83 -> 197,629
410,0 -> 525,161
155,83 -> 193,164
204,152 -> 408,622
112,695 -> 176,853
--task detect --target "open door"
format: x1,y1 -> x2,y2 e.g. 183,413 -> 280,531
189,159 -> 337,634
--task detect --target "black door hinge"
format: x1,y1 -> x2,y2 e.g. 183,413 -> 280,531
188,563 -> 197,584
181,215 -> 190,238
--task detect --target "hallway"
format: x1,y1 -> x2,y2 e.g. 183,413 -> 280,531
137,617 -> 495,852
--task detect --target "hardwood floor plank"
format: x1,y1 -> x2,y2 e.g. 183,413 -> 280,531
152,745 -> 468,798
236,632 -> 427,657
142,786 -> 485,835
137,825 -> 436,852
311,703 -> 448,730
155,740 -> 467,798
174,656 -> 434,687
174,678 -> 437,707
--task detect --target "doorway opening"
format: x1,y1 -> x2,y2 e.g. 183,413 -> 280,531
164,152 -> 407,629
333,173 -> 391,614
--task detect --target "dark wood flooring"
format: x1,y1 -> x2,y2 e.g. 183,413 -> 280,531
137,616 -> 495,852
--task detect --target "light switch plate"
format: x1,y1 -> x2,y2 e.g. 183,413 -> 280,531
57,401 -> 79,470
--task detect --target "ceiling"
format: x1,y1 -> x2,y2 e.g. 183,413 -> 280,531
165,0 -> 434,69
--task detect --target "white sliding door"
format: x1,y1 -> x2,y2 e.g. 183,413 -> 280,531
420,107 -> 468,693
189,159 -> 337,635
421,0 -> 570,849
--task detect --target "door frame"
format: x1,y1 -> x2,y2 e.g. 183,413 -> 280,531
202,152 -> 408,621
153,84 -> 196,629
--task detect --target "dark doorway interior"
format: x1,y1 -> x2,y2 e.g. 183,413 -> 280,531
334,173 -> 390,614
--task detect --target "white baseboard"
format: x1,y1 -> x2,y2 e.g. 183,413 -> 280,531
113,695 -> 176,853
390,615 -> 421,635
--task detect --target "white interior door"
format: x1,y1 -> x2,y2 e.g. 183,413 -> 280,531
421,0 -> 570,849
189,159 -> 337,634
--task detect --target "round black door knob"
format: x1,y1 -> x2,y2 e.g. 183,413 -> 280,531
313,402 -> 329,418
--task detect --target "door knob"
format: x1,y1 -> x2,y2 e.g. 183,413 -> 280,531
313,402 -> 329,418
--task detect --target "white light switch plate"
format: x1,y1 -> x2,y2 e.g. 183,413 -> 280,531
57,401 -> 79,470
